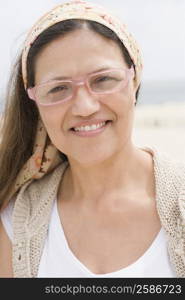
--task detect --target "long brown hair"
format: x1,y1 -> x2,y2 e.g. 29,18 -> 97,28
0,19 -> 140,210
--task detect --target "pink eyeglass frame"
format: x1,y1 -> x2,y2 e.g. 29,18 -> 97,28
27,67 -> 134,106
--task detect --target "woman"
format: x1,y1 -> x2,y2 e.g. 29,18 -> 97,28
0,0 -> 185,278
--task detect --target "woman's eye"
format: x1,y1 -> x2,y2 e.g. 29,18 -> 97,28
96,76 -> 111,83
49,85 -> 68,94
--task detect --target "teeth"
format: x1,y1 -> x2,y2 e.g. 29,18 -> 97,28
74,121 -> 106,132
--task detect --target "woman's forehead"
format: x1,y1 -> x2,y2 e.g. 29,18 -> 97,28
34,29 -> 127,84
35,28 -> 123,59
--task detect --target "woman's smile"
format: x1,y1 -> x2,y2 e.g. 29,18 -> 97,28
69,120 -> 112,137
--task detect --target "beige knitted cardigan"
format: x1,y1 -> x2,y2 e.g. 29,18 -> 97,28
12,148 -> 185,277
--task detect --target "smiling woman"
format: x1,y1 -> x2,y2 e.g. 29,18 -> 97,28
0,0 -> 185,278
30,26 -> 137,165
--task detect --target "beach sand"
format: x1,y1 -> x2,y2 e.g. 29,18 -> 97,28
133,102 -> 185,162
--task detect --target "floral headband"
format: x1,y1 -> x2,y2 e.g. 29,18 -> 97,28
9,0 -> 143,203
22,0 -> 142,89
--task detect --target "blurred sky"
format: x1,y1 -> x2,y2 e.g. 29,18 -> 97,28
0,0 -> 185,100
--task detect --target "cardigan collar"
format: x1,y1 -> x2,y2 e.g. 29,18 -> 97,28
12,147 -> 185,277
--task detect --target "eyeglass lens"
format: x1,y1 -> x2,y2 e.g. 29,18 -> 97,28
35,69 -> 128,104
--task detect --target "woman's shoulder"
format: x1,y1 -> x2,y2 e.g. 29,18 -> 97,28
143,146 -> 185,197
146,146 -> 185,179
11,161 -> 68,228
20,161 -> 68,205
156,150 -> 185,179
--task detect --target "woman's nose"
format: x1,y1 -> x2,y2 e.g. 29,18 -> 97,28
71,86 -> 100,117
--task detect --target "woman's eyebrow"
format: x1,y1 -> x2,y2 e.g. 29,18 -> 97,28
47,66 -> 112,81
88,66 -> 111,74
48,75 -> 71,81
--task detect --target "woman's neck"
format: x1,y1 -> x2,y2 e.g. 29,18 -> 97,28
58,144 -> 154,209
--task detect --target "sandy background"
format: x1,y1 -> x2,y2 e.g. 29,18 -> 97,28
133,102 -> 185,162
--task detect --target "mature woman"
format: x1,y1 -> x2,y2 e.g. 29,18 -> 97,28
0,0 -> 185,278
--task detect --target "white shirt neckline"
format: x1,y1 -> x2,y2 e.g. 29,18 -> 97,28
54,198 -> 164,277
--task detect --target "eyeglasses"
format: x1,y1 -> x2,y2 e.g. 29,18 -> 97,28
27,67 -> 134,106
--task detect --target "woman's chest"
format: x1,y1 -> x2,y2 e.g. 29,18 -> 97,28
37,199 -> 176,278
57,200 -> 161,274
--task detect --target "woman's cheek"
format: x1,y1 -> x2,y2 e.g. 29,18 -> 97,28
38,106 -> 59,128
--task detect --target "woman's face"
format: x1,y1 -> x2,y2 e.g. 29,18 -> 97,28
34,28 -> 137,166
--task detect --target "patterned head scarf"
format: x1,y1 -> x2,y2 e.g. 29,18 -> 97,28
11,0 -> 143,199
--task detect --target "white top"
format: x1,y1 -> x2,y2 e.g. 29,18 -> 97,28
0,199 -> 176,277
